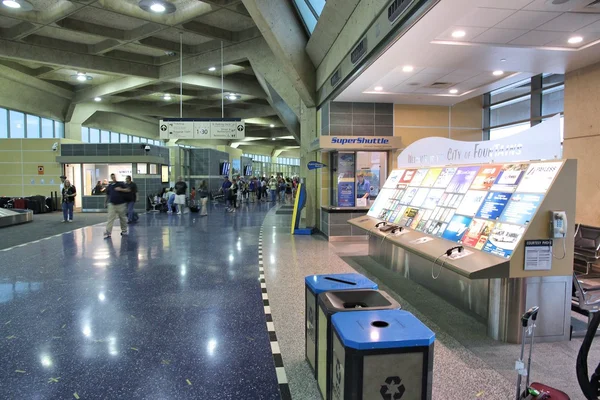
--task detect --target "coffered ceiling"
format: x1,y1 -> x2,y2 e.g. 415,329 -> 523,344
0,0 -> 298,147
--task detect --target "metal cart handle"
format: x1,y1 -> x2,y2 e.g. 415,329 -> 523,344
521,306 -> 539,327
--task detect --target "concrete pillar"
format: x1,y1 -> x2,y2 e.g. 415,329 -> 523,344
300,103 -> 318,228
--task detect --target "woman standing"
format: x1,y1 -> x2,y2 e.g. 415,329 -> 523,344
199,181 -> 209,216
61,179 -> 77,223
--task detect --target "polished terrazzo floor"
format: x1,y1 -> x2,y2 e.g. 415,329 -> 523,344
0,203 -> 280,399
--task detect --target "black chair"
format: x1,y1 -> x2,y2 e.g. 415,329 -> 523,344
574,224 -> 600,274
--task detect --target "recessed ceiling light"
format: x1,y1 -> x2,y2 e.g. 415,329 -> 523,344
271,138 -> 276,141
568,36 -> 583,44
451,30 -> 466,38
493,70 -> 504,76
374,86 -> 383,91
500,58 -> 507,62
269,124 -> 275,128
228,94 -> 238,101
138,0 -> 176,14
449,89 -> 459,94
2,0 -> 20,8
73,72 -> 92,82
94,97 -> 102,102
402,65 -> 414,73
208,67 -> 216,72
163,94 -> 172,100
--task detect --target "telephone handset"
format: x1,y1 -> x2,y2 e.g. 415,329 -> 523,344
375,221 -> 387,228
550,211 -> 567,238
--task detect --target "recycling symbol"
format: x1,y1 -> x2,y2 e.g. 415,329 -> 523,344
307,306 -> 315,341
160,124 -> 167,131
332,356 -> 342,399
380,376 -> 405,400
236,124 -> 244,132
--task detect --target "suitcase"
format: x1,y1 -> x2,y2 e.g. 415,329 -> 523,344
516,307 -> 570,400
14,198 -> 25,209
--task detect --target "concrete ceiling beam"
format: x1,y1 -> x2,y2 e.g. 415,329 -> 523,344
228,105 -> 276,119
73,77 -> 157,103
138,37 -> 194,54
0,64 -> 72,100
124,23 -> 164,41
171,74 -> 266,98
0,22 -> 38,40
242,0 -> 316,107
89,39 -> 123,55
56,18 -> 125,40
181,21 -> 234,42
0,37 -> 160,78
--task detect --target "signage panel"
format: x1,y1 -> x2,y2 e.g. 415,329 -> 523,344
310,136 -> 403,151
159,119 -> 244,140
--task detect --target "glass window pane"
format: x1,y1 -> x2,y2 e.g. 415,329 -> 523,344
120,134 -> 129,143
9,110 -> 25,138
132,136 -> 140,143
100,130 -> 110,143
542,85 -> 564,116
81,127 -> 88,142
308,0 -> 325,15
542,73 -> 564,88
55,121 -> 64,138
0,108 -> 7,138
293,0 -> 317,33
89,128 -> 100,143
111,132 -> 119,143
150,164 -> 158,174
490,96 -> 531,127
490,78 -> 531,104
137,163 -> 147,174
41,118 -> 54,138
141,138 -> 147,143
489,122 -> 530,140
26,115 -> 40,138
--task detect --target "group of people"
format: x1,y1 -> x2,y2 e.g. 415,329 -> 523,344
220,175 -> 297,212
156,177 -> 190,215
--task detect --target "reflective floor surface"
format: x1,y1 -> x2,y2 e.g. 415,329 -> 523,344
0,203 -> 281,399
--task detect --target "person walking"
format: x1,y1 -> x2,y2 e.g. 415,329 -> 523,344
268,176 -> 277,203
104,173 -> 130,239
174,176 -> 188,215
198,180 -> 209,216
221,176 -> 233,212
229,178 -> 238,212
166,188 -> 176,213
125,175 -> 138,223
285,178 -> 293,204
61,179 -> 76,223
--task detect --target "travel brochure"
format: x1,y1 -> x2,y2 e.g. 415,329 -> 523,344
366,161 -> 563,258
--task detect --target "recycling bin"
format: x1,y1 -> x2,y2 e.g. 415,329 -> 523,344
305,273 -> 378,377
329,310 -> 435,400
317,290 -> 401,400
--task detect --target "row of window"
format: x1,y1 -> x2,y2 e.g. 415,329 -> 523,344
243,153 -> 301,166
81,127 -> 164,146
0,107 -> 64,139
292,0 -> 325,34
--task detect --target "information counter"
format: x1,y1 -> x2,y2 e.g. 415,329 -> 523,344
349,159 -> 576,343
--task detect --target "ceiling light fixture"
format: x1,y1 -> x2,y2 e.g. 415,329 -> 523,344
138,0 -> 176,14
568,36 -> 583,44
451,30 -> 466,38
208,67 -> 216,72
402,65 -> 414,73
271,138 -> 276,141
374,86 -> 383,91
227,93 -> 239,101
493,70 -> 504,76
163,94 -> 172,100
269,124 -> 275,128
449,88 -> 459,94
94,97 -> 102,102
2,0 -> 20,8
500,58 -> 507,62
72,72 -> 92,82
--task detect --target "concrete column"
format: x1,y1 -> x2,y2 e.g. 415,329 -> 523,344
300,103 -> 318,228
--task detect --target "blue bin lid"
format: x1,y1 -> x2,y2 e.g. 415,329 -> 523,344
332,310 -> 435,350
305,273 -> 378,294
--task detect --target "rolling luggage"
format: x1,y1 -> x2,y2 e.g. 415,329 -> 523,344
516,307 -> 570,400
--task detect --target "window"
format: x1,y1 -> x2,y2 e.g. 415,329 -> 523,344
490,122 -> 531,140
490,78 -> 531,104
9,110 -> 25,138
490,96 -> 531,127
41,118 -> 54,138
542,85 -> 564,117
292,0 -> 323,34
111,132 -> 120,143
55,121 -> 64,138
150,164 -> 158,174
89,128 -> 100,143
120,134 -> 129,143
137,163 -> 147,174
26,115 -> 40,138
81,127 -> 89,142
101,130 -> 110,143
132,136 -> 140,143
0,108 -> 7,138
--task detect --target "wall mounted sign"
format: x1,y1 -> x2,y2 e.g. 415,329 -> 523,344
307,161 -> 326,170
397,115 -> 562,167
159,118 -> 245,140
524,240 -> 553,271
310,136 -> 403,152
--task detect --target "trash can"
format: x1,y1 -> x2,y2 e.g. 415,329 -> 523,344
317,290 -> 401,400
305,273 -> 378,377
330,309 -> 435,400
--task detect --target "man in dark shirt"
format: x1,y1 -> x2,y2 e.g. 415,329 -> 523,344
221,176 -> 232,211
61,179 -> 77,223
104,173 -> 131,238
174,176 -> 188,215
125,175 -> 138,223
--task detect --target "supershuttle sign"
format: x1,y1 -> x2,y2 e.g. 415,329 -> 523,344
310,136 -> 402,151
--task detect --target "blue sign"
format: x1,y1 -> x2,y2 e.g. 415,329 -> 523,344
476,192 -> 512,220
441,215 -> 472,242
500,193 -> 544,225
307,161 -> 326,170
338,182 -> 355,207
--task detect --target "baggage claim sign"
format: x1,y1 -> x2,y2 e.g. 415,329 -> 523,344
159,118 -> 245,140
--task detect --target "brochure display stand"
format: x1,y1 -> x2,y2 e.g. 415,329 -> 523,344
348,159 -> 576,343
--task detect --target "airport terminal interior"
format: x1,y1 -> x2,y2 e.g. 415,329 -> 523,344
2,0 -> 600,399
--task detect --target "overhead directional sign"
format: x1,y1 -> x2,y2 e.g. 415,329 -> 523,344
159,118 -> 245,140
